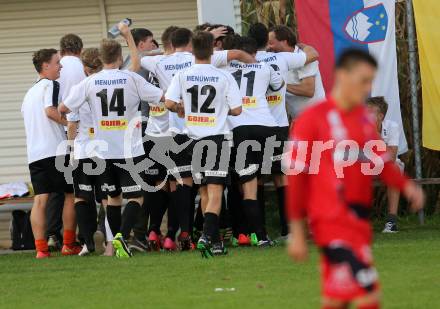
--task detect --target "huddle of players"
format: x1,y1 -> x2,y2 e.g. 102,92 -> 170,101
23,21 -> 319,258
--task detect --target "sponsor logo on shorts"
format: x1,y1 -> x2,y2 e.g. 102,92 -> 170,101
102,184 -> 116,192
167,165 -> 192,175
242,96 -> 257,108
122,185 -> 141,193
267,93 -> 282,106
237,164 -> 258,176
186,115 -> 216,126
150,105 -> 167,117
99,119 -> 128,130
78,184 -> 93,191
271,152 -> 289,162
205,170 -> 227,177
145,169 -> 159,175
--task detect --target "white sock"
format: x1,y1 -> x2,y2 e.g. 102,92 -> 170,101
105,216 -> 114,241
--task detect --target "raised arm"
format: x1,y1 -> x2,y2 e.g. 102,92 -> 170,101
119,22 -> 140,72
298,44 -> 319,65
227,50 -> 256,64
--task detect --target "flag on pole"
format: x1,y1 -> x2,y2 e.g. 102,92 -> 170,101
295,0 -> 407,153
413,0 -> 440,150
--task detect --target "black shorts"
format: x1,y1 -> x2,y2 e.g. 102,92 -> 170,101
29,156 -> 74,195
270,126 -> 289,175
191,135 -> 231,186
232,125 -> 275,183
143,135 -> 173,183
102,156 -> 145,199
168,134 -> 193,180
73,158 -> 106,203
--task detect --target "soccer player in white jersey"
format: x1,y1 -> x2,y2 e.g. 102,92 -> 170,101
59,38 -> 163,258
141,26 -> 180,251
366,96 -> 404,233
22,49 -> 79,258
268,25 -> 326,118
140,27 -> 254,251
165,31 -> 242,257
248,22 -> 319,239
66,48 -> 106,256
224,36 -> 284,246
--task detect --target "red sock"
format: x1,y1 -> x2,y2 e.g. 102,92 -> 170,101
35,239 -> 48,252
357,303 -> 380,309
63,230 -> 76,246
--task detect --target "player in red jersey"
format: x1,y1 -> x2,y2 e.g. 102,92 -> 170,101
286,49 -> 424,309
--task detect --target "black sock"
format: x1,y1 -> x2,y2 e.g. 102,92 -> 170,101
219,193 -> 228,230
242,199 -> 266,241
188,186 -> 198,235
203,212 -> 220,243
167,191 -> 178,239
276,186 -> 288,236
133,193 -> 149,240
87,200 -> 98,236
176,184 -> 192,234
257,185 -> 266,234
97,204 -> 106,234
121,201 -> 141,240
227,183 -> 245,237
75,201 -> 94,250
106,205 -> 121,238
387,214 -> 397,224
148,190 -> 167,234
194,204 -> 204,231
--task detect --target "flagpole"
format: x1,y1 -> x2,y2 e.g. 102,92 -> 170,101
405,0 -> 424,224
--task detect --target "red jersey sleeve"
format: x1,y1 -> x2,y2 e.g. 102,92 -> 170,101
286,110 -> 316,221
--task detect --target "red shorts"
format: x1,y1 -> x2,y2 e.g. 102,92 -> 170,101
320,240 -> 380,301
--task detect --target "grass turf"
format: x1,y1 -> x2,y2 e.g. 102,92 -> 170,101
0,217 -> 439,309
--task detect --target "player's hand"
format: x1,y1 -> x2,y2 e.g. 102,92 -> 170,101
177,103 -> 185,118
403,181 -> 425,213
210,26 -> 227,39
288,235 -> 308,263
118,22 -> 130,38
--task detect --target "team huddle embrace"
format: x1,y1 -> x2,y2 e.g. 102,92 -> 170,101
21,18 -> 424,309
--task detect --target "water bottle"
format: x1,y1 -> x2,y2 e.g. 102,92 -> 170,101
108,18 -> 132,38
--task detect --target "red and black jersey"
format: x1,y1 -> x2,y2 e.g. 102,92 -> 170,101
286,97 -> 408,246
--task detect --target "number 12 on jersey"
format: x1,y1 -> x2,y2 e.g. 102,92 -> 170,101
186,85 -> 217,114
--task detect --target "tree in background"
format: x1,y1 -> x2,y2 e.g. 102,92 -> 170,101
240,0 -> 440,215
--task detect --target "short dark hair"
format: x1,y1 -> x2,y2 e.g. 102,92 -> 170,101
248,23 -> 268,49
194,23 -> 212,32
171,28 -> 192,48
99,39 -> 122,64
222,33 -> 241,50
366,96 -> 388,116
131,28 -> 153,46
336,48 -> 378,70
238,36 -> 257,55
270,25 -> 297,47
161,26 -> 179,48
32,48 -> 58,73
192,31 -> 214,60
60,34 -> 83,55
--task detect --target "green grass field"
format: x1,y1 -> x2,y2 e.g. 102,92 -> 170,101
0,217 -> 438,309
